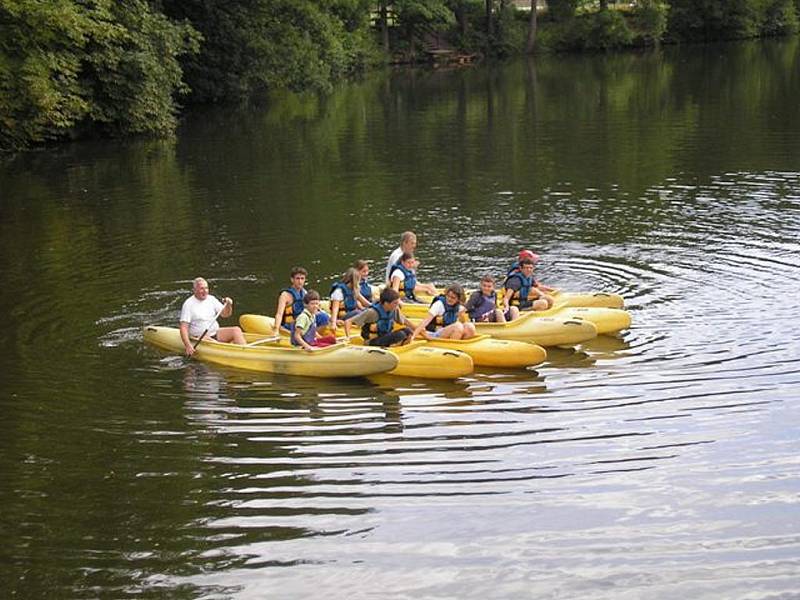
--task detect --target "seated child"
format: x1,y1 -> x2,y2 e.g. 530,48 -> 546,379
291,290 -> 337,351
411,284 -> 477,341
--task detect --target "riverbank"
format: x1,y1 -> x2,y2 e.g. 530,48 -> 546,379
2,0 -> 798,152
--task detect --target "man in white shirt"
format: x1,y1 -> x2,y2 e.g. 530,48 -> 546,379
385,231 -> 417,283
180,277 -> 246,355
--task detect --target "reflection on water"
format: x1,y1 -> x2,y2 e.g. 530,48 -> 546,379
1,39 -> 800,599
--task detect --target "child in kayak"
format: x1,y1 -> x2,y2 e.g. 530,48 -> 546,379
465,274 -> 512,323
410,284 -> 477,341
389,252 -> 437,304
507,250 -> 557,296
292,290 -> 338,351
330,267 -> 371,331
274,266 -> 331,332
503,258 -> 553,313
343,288 -> 415,347
385,231 -> 417,283
353,259 -> 375,306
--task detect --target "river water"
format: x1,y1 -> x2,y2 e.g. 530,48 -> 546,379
1,39 -> 799,598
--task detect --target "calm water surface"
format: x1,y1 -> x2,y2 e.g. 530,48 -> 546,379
1,40 -> 799,598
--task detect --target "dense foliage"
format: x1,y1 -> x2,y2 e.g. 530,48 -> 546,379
0,0 -> 199,150
1,0 -> 798,151
159,0 -> 379,102
667,0 -> 799,41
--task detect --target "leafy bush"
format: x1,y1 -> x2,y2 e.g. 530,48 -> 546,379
759,0 -> 799,36
540,9 -> 634,51
161,0 -> 379,102
666,0 -> 798,40
0,0 -> 199,151
491,1 -> 528,56
547,0 -> 579,22
630,0 -> 670,44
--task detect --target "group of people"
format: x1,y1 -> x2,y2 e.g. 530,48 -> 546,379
179,231 -> 555,355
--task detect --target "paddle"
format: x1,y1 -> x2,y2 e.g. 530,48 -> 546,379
244,335 -> 281,347
192,299 -> 229,351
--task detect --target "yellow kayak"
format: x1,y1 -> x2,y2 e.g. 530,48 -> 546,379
539,306 -> 631,335
405,312 -> 597,346
423,335 -> 546,368
239,314 -> 474,379
350,333 -> 545,369
355,339 -> 474,379
143,325 -> 397,378
549,290 -> 624,309
241,314 -> 542,369
414,288 -> 625,309
402,300 -> 630,335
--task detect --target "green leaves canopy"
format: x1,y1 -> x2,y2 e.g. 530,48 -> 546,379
0,0 -> 199,150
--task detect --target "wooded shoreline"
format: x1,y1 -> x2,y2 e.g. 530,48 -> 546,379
2,0 -> 798,153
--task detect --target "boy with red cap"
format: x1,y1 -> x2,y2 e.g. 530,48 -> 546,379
504,250 -> 555,311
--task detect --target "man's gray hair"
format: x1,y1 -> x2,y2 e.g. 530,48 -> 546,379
193,277 -> 208,289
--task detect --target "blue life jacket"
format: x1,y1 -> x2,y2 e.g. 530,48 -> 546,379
467,291 -> 497,321
427,295 -> 461,332
290,309 -> 317,346
390,262 -> 417,301
362,302 -> 395,339
504,272 -> 533,308
506,261 -> 539,285
359,278 -> 373,303
330,282 -> 357,317
282,287 -> 305,328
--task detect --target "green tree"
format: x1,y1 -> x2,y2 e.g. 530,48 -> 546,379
0,0 -> 198,151
667,0 -> 798,40
547,0 -> 579,21
160,0 -> 377,102
393,0 -> 454,56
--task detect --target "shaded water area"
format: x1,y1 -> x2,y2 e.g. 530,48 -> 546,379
2,39 -> 800,598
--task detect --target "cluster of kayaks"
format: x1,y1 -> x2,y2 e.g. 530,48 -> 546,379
143,288 -> 632,380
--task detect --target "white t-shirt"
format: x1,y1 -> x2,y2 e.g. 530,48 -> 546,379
385,247 -> 403,282
429,299 -> 465,318
331,288 -> 345,301
390,268 -> 406,283
180,295 -> 224,338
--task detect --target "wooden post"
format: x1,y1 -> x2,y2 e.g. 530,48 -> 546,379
526,0 -> 538,54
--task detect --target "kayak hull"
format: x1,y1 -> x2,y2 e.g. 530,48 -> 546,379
415,288 -> 625,309
240,314 -> 474,379
423,335 -> 546,368
366,340 -> 474,379
143,326 -> 397,378
551,290 -> 624,309
407,312 -> 598,346
538,306 -> 632,335
402,301 -> 630,336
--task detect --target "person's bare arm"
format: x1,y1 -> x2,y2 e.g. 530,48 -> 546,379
274,292 -> 289,331
179,322 -> 194,355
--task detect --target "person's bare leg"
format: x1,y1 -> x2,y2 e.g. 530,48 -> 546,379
217,326 -> 246,345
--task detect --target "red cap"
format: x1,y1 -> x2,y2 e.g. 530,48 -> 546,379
518,249 -> 539,262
